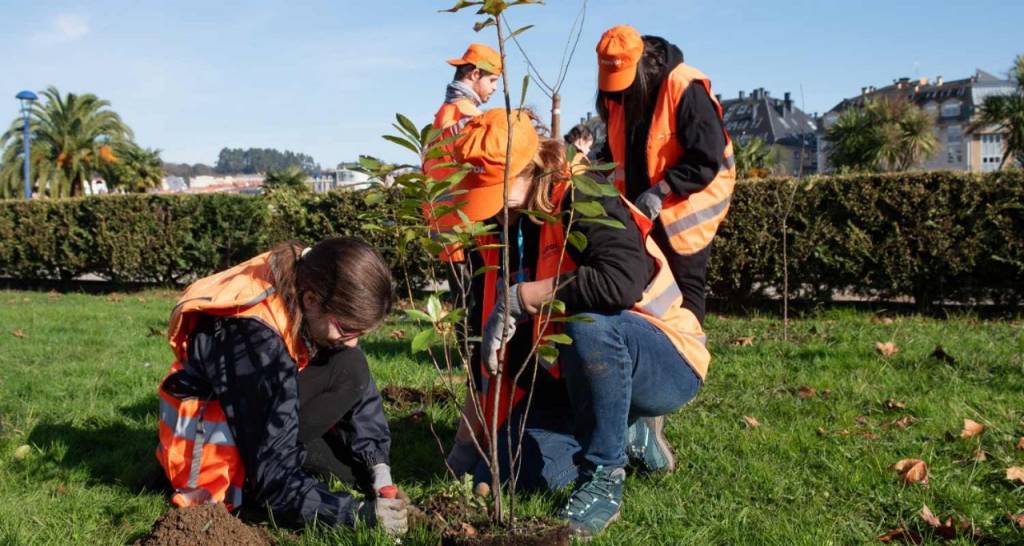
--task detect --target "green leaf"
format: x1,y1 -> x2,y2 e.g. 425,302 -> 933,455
426,295 -> 444,322
519,208 -> 559,224
382,134 -> 420,156
473,17 -> 497,32
474,59 -> 497,72
358,156 -> 382,172
566,230 -> 587,252
572,174 -> 604,197
542,333 -> 573,345
571,200 -> 605,217
550,299 -> 566,313
363,191 -> 384,206
587,162 -> 618,172
474,265 -> 500,276
519,74 -> 530,110
404,309 -> 433,322
439,0 -> 483,13
411,329 -> 438,353
537,344 -> 559,363
579,217 -> 626,229
509,24 -> 534,41
396,114 -> 420,142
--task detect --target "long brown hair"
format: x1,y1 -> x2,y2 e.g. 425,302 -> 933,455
595,35 -> 675,139
520,138 -> 570,222
270,237 -> 394,341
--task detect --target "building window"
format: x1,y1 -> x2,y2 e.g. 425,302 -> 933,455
923,102 -> 938,115
941,101 -> 961,117
981,133 -> 1003,172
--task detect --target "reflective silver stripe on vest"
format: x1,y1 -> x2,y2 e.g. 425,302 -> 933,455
663,195 -> 732,239
638,283 -> 681,319
159,397 -> 199,439
241,286 -> 275,307
203,420 -> 236,446
187,402 -> 209,489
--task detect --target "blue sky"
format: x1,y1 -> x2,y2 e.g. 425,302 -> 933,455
2,0 -> 1021,167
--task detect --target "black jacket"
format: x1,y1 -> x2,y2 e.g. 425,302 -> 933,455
177,315 -> 390,527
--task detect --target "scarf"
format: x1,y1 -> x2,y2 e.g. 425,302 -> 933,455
445,80 -> 482,106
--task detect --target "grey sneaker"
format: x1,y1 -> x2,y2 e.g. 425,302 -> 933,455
625,416 -> 676,474
558,465 -> 625,538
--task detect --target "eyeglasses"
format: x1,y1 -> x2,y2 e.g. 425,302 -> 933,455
326,314 -> 365,342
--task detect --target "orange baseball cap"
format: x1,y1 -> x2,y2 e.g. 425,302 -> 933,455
596,25 -> 644,92
447,43 -> 503,74
444,108 -> 539,223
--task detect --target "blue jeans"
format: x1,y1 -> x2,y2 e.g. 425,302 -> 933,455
474,310 -> 702,490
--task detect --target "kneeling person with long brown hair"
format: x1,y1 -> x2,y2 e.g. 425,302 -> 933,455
155,237 -> 407,534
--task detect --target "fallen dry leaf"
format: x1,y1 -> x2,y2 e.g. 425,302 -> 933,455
872,316 -> 896,325
861,432 -> 880,440
884,398 -> 907,411
920,504 -> 941,527
972,449 -> 988,462
856,415 -> 869,427
732,336 -> 755,346
876,341 -> 899,357
742,415 -> 760,428
960,419 -> 985,439
473,481 -> 490,497
930,345 -> 956,364
797,386 -> 816,399
1010,512 -> 1024,528
388,329 -> 406,340
459,522 -> 477,537
816,427 -> 828,436
1016,437 -> 1024,450
918,505 -> 985,541
893,458 -> 929,485
878,527 -> 922,544
890,416 -> 916,430
13,445 -> 31,460
1007,466 -> 1024,483
819,389 -> 832,400
12,329 -> 26,338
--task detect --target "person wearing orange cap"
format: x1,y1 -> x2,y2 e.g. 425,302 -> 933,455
422,43 -> 503,183
441,108 -> 708,538
594,25 -> 736,328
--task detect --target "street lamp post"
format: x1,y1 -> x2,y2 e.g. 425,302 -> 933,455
16,90 -> 38,199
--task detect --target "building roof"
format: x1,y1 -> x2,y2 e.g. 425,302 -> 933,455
721,89 -> 818,148
823,69 -> 1015,123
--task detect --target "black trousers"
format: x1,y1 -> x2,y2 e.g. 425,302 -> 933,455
298,347 -> 372,490
650,221 -> 713,325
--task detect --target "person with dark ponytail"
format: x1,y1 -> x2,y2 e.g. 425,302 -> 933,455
155,237 -> 408,535
594,25 -> 736,326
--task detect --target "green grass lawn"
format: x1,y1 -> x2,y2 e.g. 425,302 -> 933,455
1,290 -> 1022,545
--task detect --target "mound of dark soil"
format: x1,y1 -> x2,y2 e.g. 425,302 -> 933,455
382,385 -> 455,411
133,503 -> 274,546
422,491 -> 570,546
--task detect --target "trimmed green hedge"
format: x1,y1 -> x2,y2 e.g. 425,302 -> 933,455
1,171 -> 1022,307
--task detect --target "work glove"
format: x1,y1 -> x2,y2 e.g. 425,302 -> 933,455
446,438 -> 479,477
371,463 -> 396,499
480,283 -> 527,375
357,496 -> 409,536
635,180 -> 671,220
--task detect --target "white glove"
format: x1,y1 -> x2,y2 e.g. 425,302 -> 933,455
480,284 -> 526,374
636,180 -> 671,220
357,497 -> 409,535
371,463 -> 396,498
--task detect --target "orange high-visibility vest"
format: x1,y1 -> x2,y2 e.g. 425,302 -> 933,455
606,63 -> 736,256
423,98 -> 483,263
157,252 -> 310,511
477,182 -> 711,427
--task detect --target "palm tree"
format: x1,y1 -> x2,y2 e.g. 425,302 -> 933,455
263,165 -> 310,193
733,137 -> 779,179
825,97 -> 937,173
102,144 -> 165,193
969,54 -> 1024,169
0,86 -> 132,197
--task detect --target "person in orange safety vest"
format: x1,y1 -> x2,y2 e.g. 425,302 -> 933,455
155,237 -> 408,534
594,25 -> 736,326
441,109 -> 708,538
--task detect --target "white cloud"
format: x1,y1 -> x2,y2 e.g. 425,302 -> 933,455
32,14 -> 90,45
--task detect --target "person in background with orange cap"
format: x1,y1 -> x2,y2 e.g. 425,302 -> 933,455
422,43 -> 503,183
594,25 -> 736,328
441,108 -> 708,538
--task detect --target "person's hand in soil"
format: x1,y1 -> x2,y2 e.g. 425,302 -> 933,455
357,496 -> 409,535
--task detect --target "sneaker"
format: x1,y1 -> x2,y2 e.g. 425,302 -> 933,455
625,416 -> 676,474
558,465 -> 625,538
